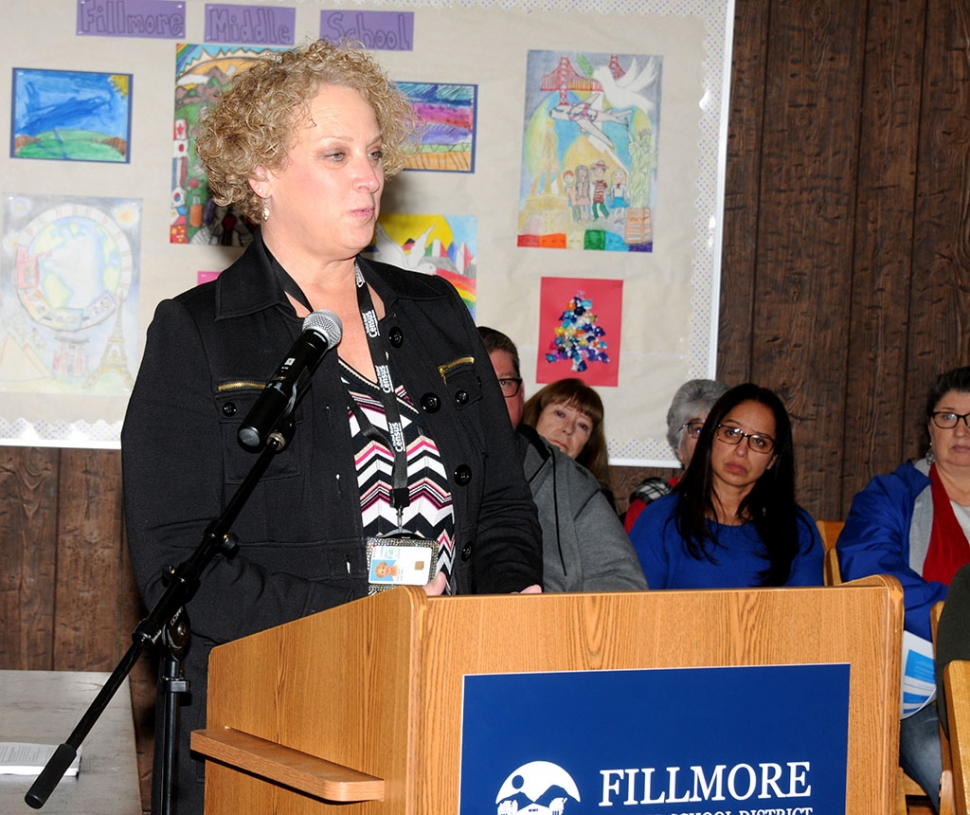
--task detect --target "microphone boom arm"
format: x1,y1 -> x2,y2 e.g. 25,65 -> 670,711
25,417 -> 296,810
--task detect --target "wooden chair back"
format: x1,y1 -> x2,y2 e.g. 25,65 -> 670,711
935,600 -> 957,815
943,659 -> 970,814
816,519 -> 844,586
815,520 -> 937,811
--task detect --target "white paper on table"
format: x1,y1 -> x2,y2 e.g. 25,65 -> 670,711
0,743 -> 81,776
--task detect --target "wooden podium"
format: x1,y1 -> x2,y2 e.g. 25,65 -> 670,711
192,576 -> 903,814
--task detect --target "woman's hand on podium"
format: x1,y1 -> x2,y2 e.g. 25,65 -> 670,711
423,572 -> 448,596
421,573 -> 542,595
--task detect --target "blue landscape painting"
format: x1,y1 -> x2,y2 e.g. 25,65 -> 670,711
12,68 -> 133,163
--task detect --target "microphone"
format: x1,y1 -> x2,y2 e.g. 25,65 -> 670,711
237,310 -> 343,451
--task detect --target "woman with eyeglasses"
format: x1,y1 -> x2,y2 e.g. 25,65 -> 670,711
624,379 -> 729,533
837,366 -> 970,813
628,382 -> 823,589
479,326 -> 647,592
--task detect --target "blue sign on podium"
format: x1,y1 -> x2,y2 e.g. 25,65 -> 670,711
459,664 -> 849,815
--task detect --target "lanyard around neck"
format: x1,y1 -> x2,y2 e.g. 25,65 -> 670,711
351,266 -> 411,519
266,245 -> 314,313
267,249 -> 411,518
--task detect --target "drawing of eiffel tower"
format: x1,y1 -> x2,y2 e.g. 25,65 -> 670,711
84,305 -> 134,390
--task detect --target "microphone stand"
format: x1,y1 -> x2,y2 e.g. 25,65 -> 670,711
25,418 -> 297,812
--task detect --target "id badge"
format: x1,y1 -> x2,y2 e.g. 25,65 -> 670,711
366,536 -> 437,590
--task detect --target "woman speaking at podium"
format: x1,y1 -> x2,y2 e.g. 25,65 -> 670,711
121,39 -> 541,815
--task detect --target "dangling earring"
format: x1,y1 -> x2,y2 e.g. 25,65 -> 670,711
261,201 -> 270,221
927,443 -> 935,464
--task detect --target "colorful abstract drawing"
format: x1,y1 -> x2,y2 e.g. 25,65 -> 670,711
0,194 -> 142,396
363,214 -> 477,314
518,50 -> 662,253
397,82 -> 477,173
537,277 -> 622,387
12,68 -> 133,163
172,43 -> 286,246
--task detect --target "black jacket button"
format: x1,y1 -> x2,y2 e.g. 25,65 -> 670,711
461,543 -> 472,561
454,465 -> 472,485
421,393 -> 441,412
222,402 -> 237,417
454,389 -> 469,405
388,327 -> 404,347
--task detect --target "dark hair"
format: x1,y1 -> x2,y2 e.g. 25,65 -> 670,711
674,382 -> 802,586
521,378 -> 608,486
477,326 -> 520,377
925,366 -> 970,420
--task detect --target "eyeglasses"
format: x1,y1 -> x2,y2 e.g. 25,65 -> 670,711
682,420 -> 704,438
931,411 -> 970,430
715,424 -> 775,454
498,378 -> 523,398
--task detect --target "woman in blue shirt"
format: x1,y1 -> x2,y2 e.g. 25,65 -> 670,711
630,383 -> 823,588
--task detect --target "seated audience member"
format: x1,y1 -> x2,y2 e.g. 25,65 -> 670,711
479,327 -> 648,592
625,378 -> 729,533
838,366 -> 970,813
522,377 -> 615,507
629,383 -> 823,589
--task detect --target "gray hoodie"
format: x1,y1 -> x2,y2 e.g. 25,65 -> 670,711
516,425 -> 649,592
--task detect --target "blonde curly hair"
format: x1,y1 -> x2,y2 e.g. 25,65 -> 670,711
195,39 -> 416,223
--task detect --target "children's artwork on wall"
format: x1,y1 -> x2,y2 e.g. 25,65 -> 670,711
0,0 -> 731,456
0,194 -> 141,401
12,68 -> 133,163
363,213 -> 477,314
537,277 -> 623,387
172,42 -> 285,246
397,82 -> 477,172
517,50 -> 661,253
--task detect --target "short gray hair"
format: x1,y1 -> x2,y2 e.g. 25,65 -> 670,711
665,378 -> 729,451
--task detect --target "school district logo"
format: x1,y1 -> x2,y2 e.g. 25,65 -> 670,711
495,761 -> 581,814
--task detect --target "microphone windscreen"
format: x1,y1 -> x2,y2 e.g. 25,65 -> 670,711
303,310 -> 343,345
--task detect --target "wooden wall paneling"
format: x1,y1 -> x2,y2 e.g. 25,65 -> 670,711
717,0 -> 771,387
841,0 -> 928,515
52,448 -> 154,810
748,0 -> 869,521
52,449 -> 125,671
0,447 -> 59,670
609,464 -> 656,516
907,0 -> 970,451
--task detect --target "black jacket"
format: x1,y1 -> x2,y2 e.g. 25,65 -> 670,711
122,233 -> 541,813
936,561 -> 970,738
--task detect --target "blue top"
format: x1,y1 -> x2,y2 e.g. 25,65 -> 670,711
629,493 -> 824,589
837,460 -> 945,640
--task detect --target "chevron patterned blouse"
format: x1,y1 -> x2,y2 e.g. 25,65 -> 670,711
342,361 -> 455,594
